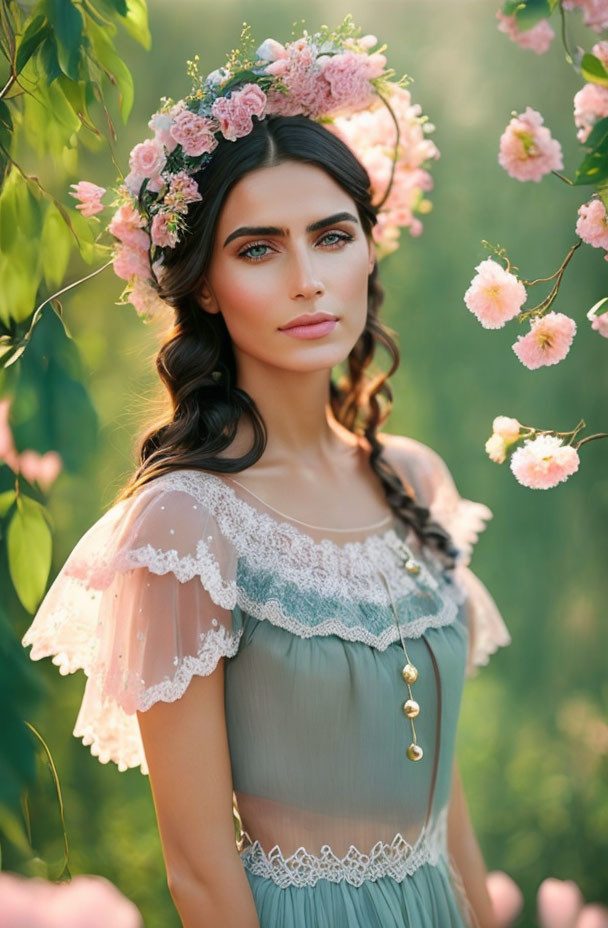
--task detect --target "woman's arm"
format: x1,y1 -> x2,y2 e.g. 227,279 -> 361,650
447,757 -> 500,928
136,659 -> 260,928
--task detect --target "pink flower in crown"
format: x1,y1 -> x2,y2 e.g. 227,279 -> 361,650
265,39 -> 331,116
211,83 -> 267,142
112,242 -> 151,281
573,82 -> 608,144
498,106 -> 563,181
562,0 -> 608,32
512,311 -> 577,369
123,171 -> 165,198
496,11 -> 555,54
255,38 -> 288,62
319,50 -> 386,115
170,110 -> 219,157
592,39 -> 608,69
510,434 -> 580,489
128,276 -> 171,321
164,171 -> 203,213
150,211 -> 180,248
69,181 -> 106,217
129,138 -> 167,179
576,197 -> 608,250
148,111 -> 179,154
464,258 -> 527,329
108,203 -> 150,250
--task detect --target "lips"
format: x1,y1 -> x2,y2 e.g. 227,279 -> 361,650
279,312 -> 337,330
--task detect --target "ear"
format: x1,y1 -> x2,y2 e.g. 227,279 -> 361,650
368,238 -> 376,275
196,280 -> 220,314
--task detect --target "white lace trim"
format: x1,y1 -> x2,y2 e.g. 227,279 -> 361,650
140,469 -> 448,605
239,805 -> 448,888
136,624 -> 244,711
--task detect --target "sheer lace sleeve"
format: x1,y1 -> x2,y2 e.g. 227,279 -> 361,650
384,435 -> 512,679
21,473 -> 244,773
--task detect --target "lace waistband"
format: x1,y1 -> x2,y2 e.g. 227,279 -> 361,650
238,805 -> 448,889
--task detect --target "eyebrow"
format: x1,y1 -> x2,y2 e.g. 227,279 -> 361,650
222,211 -> 359,248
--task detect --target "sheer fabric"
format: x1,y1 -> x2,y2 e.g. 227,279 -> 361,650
21,440 -> 511,927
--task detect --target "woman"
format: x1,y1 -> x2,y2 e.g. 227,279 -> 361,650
22,21 -> 511,928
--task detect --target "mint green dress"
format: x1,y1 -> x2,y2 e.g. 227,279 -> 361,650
21,449 -> 511,928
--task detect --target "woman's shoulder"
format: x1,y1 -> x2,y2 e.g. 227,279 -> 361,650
376,431 -> 449,503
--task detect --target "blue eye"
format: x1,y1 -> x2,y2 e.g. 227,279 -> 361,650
238,230 -> 354,263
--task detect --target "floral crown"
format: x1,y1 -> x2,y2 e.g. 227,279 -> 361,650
69,15 -> 439,323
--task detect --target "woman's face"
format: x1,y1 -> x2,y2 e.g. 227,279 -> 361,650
198,160 -> 376,374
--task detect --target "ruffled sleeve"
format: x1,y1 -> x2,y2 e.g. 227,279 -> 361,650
20,473 -> 244,773
398,439 -> 512,679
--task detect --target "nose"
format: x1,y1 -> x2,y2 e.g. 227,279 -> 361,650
289,242 -> 325,300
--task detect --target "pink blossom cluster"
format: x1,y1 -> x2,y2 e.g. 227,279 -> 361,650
325,84 -> 440,255
485,415 -> 522,464
495,10 -> 555,54
0,397 -> 62,490
69,181 -> 106,218
573,41 -> 608,143
498,106 -> 563,182
512,311 -> 577,369
487,869 -> 608,926
562,0 -> 608,32
510,433 -> 580,489
261,34 -> 385,120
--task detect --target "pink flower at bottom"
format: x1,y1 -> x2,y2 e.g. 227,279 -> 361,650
69,181 -> 106,218
538,876 -> 585,927
112,243 -> 151,282
486,871 -> 524,928
510,434 -> 580,489
18,450 -> 63,490
464,257 -> 527,329
512,311 -> 577,369
127,278 -> 171,322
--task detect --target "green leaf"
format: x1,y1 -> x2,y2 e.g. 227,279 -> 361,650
86,19 -> 134,121
0,490 -> 16,518
581,53 -> 608,88
7,495 -> 53,614
39,35 -> 62,83
574,140 -> 608,186
15,15 -> 49,74
40,202 -> 72,288
49,0 -> 84,81
584,115 -> 608,150
120,0 -> 151,50
103,0 -> 128,16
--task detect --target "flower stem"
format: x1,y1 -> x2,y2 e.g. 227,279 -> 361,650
518,240 -> 582,321
574,433 -> 608,449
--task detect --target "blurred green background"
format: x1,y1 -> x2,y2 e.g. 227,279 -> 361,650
11,0 -> 608,925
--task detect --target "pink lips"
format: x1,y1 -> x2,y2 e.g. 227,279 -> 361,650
280,319 -> 338,339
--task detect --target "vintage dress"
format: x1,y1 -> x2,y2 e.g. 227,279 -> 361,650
21,444 -> 511,928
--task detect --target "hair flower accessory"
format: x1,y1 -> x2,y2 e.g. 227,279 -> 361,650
66,15 -> 440,323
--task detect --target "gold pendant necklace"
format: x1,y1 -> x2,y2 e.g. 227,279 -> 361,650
377,535 -> 424,762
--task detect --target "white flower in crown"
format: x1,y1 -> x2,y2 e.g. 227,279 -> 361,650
69,16 -> 440,321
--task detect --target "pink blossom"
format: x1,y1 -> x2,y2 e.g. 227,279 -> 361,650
211,83 -> 267,142
18,450 -> 63,490
496,11 -> 555,54
128,277 -> 171,322
510,434 -> 580,489
128,138 -> 167,179
163,171 -> 203,213
486,871 -> 524,928
112,242 -> 151,281
320,50 -> 386,116
256,38 -> 288,61
150,211 -> 180,248
123,171 -> 164,197
512,311 -> 577,369
587,300 -> 608,337
0,397 -> 20,471
486,433 -> 508,464
498,106 -> 563,181
493,416 -> 522,443
591,39 -> 608,70
573,82 -> 608,144
562,0 -> 608,32
170,110 -> 219,156
538,876 -> 585,927
69,181 -> 106,217
464,257 -> 527,329
148,111 -> 179,154
576,905 -> 608,927
576,197 -> 608,249
108,203 -> 150,250
0,870 -> 143,927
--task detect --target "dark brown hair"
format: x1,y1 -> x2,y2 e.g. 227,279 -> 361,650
116,114 -> 458,569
